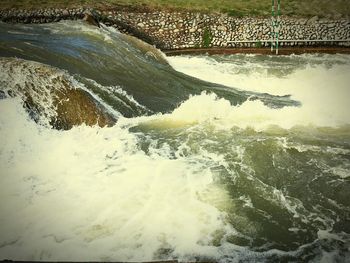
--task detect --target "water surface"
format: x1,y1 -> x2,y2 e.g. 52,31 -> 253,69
0,21 -> 349,262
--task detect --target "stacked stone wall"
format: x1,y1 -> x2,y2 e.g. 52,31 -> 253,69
1,8 -> 349,49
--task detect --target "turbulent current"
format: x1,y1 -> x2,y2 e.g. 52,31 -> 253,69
0,21 -> 350,262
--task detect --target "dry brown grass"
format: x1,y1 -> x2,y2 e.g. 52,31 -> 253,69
1,0 -> 349,17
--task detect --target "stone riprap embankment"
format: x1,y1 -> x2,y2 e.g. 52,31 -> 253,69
1,8 -> 350,50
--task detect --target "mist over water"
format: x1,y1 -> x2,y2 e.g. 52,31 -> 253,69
1,21 -> 350,262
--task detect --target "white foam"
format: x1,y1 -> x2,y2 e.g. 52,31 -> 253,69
164,54 -> 350,130
328,166 -> 350,179
1,52 -> 350,262
0,98 -> 230,261
167,54 -> 350,95
152,91 -> 348,131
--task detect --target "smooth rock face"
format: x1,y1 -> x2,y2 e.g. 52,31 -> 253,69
0,8 -> 349,49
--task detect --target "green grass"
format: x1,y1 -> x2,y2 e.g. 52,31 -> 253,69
1,0 -> 349,17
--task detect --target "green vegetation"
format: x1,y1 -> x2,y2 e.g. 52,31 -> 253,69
255,40 -> 262,48
202,28 -> 213,48
1,0 -> 349,17
226,9 -> 245,18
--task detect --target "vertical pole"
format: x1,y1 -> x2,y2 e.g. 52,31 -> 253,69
272,0 -> 274,52
276,0 -> 281,55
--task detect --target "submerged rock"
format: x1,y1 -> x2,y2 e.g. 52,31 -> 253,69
0,58 -> 116,130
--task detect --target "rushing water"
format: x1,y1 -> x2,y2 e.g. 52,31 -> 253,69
0,21 -> 350,262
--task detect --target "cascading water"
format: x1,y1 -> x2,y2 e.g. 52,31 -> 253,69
0,20 -> 349,262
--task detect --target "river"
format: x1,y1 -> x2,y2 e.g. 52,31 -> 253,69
0,21 -> 349,262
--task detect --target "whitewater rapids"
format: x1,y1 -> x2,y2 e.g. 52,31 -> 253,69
0,21 -> 350,262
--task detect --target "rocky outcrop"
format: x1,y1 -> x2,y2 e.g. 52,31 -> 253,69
0,58 -> 116,130
0,8 -> 349,49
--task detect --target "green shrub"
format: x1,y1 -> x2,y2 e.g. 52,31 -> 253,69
202,27 -> 213,48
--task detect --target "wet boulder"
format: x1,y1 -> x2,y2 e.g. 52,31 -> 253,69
0,57 -> 116,130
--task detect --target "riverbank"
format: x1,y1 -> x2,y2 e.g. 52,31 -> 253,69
0,6 -> 350,52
